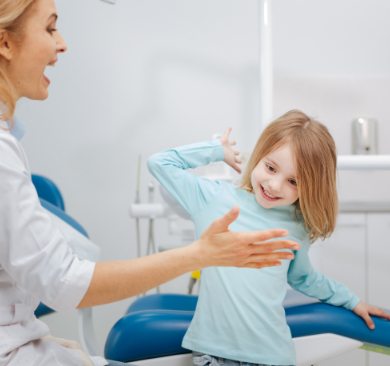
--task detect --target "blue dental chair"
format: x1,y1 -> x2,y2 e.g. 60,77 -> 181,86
103,292 -> 390,365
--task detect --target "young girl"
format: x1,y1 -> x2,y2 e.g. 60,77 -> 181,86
148,109 -> 390,366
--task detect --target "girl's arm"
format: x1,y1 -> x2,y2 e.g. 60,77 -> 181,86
287,240 -> 360,309
287,240 -> 390,328
148,128 -> 241,217
148,139 -> 225,217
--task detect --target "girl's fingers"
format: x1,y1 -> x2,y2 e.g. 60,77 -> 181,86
223,127 -> 232,140
363,313 -> 375,330
369,307 -> 390,320
233,163 -> 241,173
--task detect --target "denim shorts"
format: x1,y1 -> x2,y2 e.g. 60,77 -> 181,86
192,352 -> 294,366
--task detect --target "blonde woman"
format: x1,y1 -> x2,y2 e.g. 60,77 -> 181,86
0,1 -> 300,365
148,110 -> 390,366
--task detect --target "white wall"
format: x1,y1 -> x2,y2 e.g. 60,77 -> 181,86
16,0 -> 390,356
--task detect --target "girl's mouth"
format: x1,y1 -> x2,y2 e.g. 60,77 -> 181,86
260,185 -> 280,201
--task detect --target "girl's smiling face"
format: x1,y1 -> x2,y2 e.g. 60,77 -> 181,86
251,142 -> 299,209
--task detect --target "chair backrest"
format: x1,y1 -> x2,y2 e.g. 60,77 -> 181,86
32,173 -> 65,319
31,175 -> 100,355
32,174 -> 65,210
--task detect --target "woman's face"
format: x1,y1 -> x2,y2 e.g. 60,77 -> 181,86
4,0 -> 67,100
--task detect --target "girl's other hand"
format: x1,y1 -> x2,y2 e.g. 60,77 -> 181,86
220,128 -> 242,173
353,301 -> 390,329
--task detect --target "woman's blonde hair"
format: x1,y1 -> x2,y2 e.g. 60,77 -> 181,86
241,109 -> 338,242
0,0 -> 35,121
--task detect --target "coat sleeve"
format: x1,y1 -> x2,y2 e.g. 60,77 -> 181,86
147,140 -> 225,218
0,134 -> 95,311
287,238 -> 360,310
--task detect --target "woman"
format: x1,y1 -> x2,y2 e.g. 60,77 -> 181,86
0,1 -> 299,365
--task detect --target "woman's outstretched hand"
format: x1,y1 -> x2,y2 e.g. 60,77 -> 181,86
191,206 -> 300,269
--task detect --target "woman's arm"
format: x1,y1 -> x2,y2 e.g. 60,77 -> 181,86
78,207 -> 299,307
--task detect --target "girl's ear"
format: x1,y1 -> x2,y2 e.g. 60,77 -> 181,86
0,30 -> 14,61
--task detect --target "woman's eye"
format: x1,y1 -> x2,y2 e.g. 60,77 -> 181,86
47,26 -> 57,34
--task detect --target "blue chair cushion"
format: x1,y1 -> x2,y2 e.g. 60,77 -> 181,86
32,174 -> 65,210
105,292 -> 390,363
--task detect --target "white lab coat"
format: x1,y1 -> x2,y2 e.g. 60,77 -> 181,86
0,128 -> 106,365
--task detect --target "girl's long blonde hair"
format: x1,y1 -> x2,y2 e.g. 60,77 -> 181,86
0,0 -> 35,121
241,110 -> 338,242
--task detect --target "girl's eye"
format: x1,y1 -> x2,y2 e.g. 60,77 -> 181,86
288,179 -> 297,187
265,163 -> 276,173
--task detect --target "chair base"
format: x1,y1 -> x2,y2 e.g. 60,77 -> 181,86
129,334 -> 362,366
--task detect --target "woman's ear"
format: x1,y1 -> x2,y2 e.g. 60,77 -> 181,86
0,30 -> 13,61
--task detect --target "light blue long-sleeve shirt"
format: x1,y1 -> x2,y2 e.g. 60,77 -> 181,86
148,140 -> 360,365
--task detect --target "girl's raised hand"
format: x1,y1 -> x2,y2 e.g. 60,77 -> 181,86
220,128 -> 242,173
353,301 -> 390,329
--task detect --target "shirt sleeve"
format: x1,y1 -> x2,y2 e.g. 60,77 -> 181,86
0,134 -> 95,311
147,140 -> 225,217
287,238 -> 360,310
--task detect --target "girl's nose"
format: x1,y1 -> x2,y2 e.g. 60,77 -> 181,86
269,178 -> 283,194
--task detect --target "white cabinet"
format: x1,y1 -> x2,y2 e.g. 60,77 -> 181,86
309,214 -> 366,301
308,210 -> 390,366
367,214 -> 390,310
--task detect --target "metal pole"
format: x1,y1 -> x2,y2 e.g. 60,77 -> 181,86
259,0 -> 273,131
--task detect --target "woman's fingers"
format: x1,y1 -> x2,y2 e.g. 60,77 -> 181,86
245,261 -> 282,269
201,206 -> 240,236
251,240 -> 300,253
236,228 -> 289,244
248,251 -> 294,262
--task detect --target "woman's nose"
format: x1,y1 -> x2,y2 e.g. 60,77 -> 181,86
55,31 -> 67,53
